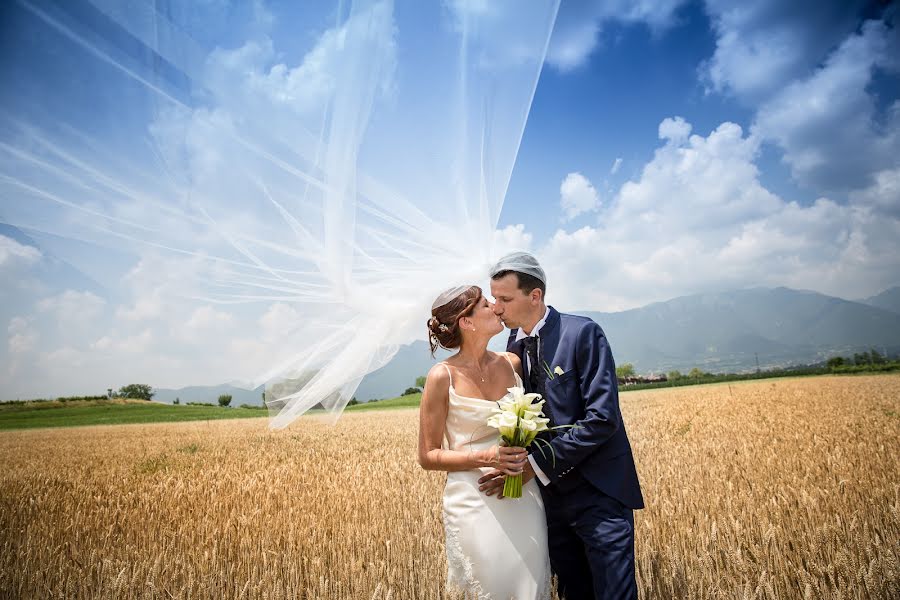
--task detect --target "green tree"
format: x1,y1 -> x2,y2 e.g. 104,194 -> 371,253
347,397 -> 359,406
667,370 -> 682,381
218,394 -> 233,407
853,351 -> 871,365
173,397 -> 180,405
415,375 -> 427,388
688,368 -> 704,379
870,348 -> 885,364
402,387 -> 420,396
118,384 -> 154,400
616,363 -> 635,379
826,356 -> 845,369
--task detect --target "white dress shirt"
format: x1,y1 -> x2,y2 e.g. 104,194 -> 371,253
516,307 -> 552,486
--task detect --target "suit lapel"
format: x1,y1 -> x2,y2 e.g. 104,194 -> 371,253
506,308 -> 562,393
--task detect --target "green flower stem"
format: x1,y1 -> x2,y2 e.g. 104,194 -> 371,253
503,473 -> 523,498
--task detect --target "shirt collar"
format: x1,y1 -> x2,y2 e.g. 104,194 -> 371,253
515,306 -> 551,341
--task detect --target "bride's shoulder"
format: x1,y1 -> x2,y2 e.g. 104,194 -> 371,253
426,362 -> 452,384
495,351 -> 523,372
421,363 -> 452,404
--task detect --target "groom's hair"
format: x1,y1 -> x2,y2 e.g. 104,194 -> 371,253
490,270 -> 546,299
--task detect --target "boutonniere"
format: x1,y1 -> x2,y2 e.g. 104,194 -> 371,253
543,361 -> 565,379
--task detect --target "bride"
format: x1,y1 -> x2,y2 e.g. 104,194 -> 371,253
418,285 -> 551,599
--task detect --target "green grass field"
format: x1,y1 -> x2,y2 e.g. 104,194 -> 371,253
344,393 -> 422,411
0,399 -> 269,431
0,393 -> 424,431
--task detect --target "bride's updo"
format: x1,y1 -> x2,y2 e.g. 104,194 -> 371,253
428,286 -> 482,356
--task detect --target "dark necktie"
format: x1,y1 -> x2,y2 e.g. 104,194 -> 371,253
522,336 -> 546,396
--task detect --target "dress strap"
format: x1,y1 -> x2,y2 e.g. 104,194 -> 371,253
500,352 -> 521,384
440,362 -> 453,387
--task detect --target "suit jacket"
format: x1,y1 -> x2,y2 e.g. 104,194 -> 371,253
508,306 -> 644,509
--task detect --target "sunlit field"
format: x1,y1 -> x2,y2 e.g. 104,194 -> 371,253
1,375 -> 898,599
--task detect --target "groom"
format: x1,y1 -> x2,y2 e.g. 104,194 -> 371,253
479,252 -> 644,600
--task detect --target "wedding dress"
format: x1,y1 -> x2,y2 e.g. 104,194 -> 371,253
440,361 -> 551,599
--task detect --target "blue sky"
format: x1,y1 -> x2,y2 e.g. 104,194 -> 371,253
498,0 -> 899,311
1,0 -> 898,398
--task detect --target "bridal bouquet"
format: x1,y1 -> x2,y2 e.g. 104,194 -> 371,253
486,387 -> 551,498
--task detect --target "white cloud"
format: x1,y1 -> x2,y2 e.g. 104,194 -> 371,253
38,290 -> 106,326
90,336 -> 113,351
445,0 -> 494,19
8,316 -> 38,355
850,165 -> 900,218
752,19 -> 900,192
493,224 -> 533,254
616,120 -> 781,234
534,117 -> 900,311
560,172 -> 600,220
205,2 -> 396,121
0,234 -> 41,270
658,116 -> 692,144
702,0 -> 871,103
115,296 -> 163,322
610,158 -> 622,175
115,255 -> 208,323
39,346 -> 87,370
115,329 -> 154,354
259,302 -> 301,341
178,305 -> 236,343
547,19 -> 601,72
701,3 -> 899,196
547,0 -> 688,71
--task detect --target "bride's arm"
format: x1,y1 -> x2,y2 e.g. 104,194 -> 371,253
418,364 -> 526,474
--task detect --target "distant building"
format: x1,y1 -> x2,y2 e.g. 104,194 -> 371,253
618,373 -> 668,386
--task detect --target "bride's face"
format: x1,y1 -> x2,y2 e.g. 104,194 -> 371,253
463,296 -> 503,336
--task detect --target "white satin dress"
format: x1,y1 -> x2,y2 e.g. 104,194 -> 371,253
440,362 -> 551,600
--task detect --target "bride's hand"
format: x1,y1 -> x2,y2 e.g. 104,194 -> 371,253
483,445 -> 527,475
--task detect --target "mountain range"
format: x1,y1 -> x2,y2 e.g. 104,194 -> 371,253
859,286 -> 900,315
154,286 -> 900,404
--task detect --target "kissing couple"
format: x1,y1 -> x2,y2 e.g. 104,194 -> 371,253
418,252 -> 644,600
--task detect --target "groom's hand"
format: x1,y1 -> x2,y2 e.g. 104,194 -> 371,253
478,469 -> 505,497
478,461 -> 536,500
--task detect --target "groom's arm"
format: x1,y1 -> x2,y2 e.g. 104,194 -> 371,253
530,321 -> 621,483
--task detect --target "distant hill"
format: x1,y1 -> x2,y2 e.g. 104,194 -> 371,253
156,286 -> 900,402
153,343 -> 455,405
580,287 -> 900,374
153,383 -> 265,406
859,286 -> 900,315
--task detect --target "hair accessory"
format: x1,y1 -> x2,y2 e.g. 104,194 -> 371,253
489,251 -> 546,284
432,285 -> 471,310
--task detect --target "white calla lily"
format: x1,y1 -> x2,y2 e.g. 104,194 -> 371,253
485,386 -> 558,498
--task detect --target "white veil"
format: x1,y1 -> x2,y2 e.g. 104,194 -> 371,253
0,0 -> 559,427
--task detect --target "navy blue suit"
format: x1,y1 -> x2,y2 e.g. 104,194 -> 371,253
508,307 -> 643,600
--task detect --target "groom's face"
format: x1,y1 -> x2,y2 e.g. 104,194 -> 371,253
490,273 -> 536,330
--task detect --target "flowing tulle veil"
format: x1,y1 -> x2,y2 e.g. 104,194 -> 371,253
0,0 -> 559,427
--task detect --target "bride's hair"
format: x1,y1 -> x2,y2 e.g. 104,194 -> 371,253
427,286 -> 482,356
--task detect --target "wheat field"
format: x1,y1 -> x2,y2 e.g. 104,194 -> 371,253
1,375 -> 898,599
